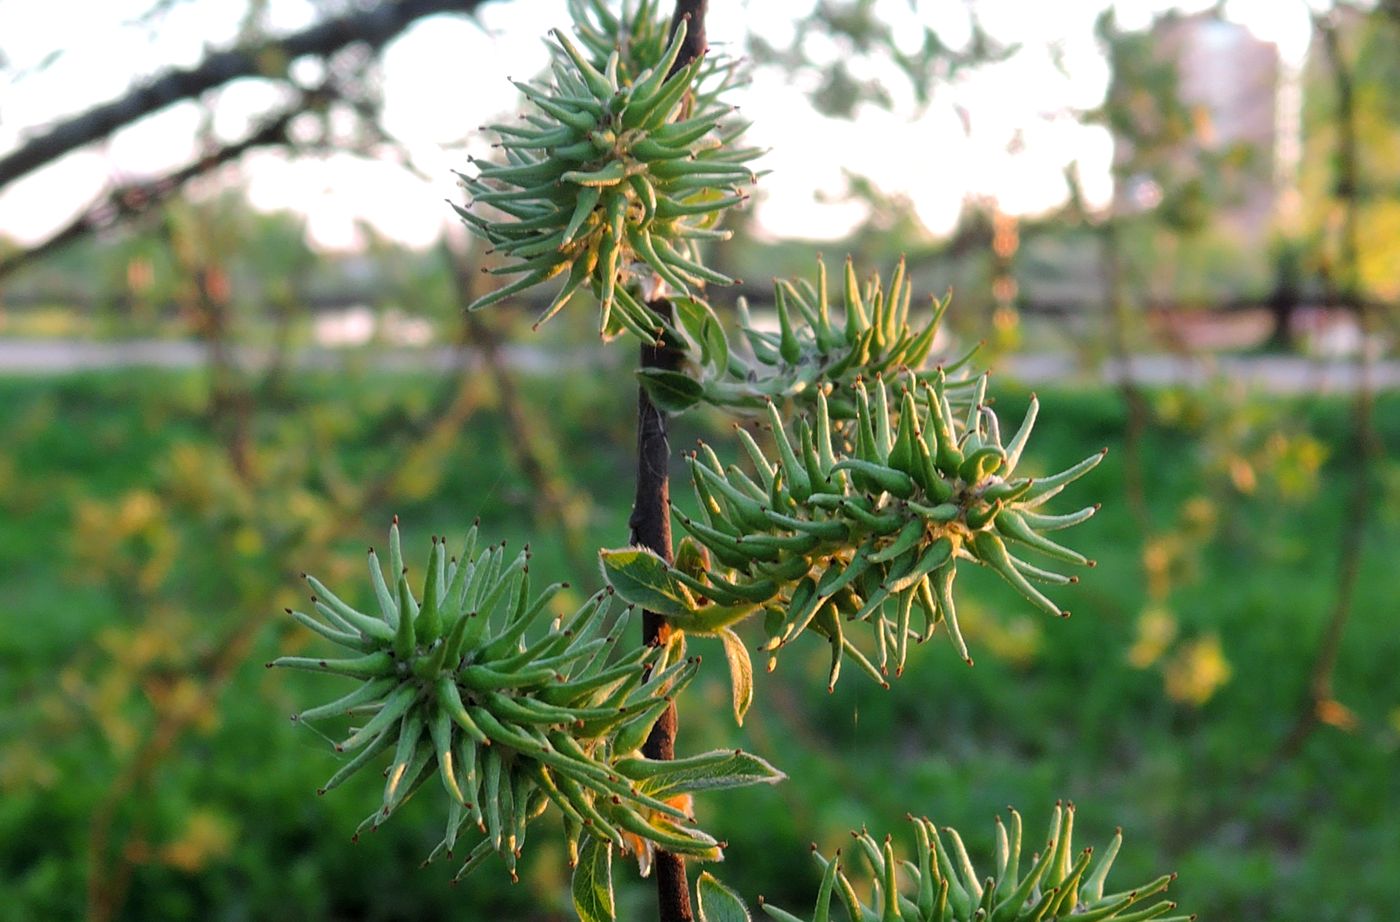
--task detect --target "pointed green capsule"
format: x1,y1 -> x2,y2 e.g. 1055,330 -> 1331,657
888,389 -> 921,481
775,281 -> 803,364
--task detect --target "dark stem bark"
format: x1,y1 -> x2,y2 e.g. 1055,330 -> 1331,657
631,299 -> 690,922
628,4 -> 706,920
667,1 -> 709,73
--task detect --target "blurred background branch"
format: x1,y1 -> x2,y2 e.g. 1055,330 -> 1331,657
0,0 -> 489,190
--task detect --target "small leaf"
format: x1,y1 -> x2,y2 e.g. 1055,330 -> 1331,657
697,871 -> 752,922
700,317 -> 730,376
616,749 -> 786,800
572,838 -> 615,922
599,546 -> 698,617
637,367 -> 704,413
674,295 -> 712,343
674,536 -> 712,580
717,626 -> 754,725
682,602 -> 761,637
674,296 -> 730,371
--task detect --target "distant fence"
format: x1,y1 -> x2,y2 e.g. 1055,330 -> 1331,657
4,286 -> 1392,317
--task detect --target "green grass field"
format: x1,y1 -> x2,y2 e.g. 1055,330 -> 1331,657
0,366 -> 1396,921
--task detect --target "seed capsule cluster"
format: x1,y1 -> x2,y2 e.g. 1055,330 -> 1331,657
270,522 -> 729,881
454,8 -> 756,342
664,368 -> 1102,688
568,0 -> 739,91
759,803 -> 1195,922
697,257 -> 980,413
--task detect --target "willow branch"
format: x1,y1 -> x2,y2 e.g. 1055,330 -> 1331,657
0,0 -> 488,190
0,104 -> 300,281
1273,12 -> 1377,763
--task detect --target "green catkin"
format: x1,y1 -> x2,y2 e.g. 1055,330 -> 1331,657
455,15 -> 757,342
759,808 -> 1192,922
601,275 -> 1102,685
273,522 -> 779,880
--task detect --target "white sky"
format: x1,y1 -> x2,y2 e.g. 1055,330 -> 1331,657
0,0 -> 1314,252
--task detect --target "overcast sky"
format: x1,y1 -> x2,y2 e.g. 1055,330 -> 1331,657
0,0 -> 1313,251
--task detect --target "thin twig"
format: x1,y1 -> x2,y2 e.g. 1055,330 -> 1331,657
1271,12 -> 1377,763
440,239 -> 595,577
1099,220 -> 1153,534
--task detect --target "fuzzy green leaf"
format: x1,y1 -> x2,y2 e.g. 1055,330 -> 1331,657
616,749 -> 786,801
697,872 -> 752,922
572,838 -> 615,922
717,626 -> 754,726
637,367 -> 705,414
674,296 -> 730,371
599,546 -> 698,617
683,601 -> 763,636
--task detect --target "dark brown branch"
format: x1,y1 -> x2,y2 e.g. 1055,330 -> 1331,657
0,0 -> 486,190
667,1 -> 709,75
147,201 -> 257,480
631,302 -> 690,922
630,5 -> 707,921
0,105 -> 299,281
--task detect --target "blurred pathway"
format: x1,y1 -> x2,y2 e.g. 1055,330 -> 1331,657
0,338 -> 572,375
1001,351 -> 1400,394
1,337 -> 1398,394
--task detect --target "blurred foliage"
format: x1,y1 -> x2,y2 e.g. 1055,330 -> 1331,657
0,370 -> 1397,920
746,0 -> 1013,119
1299,7 -> 1400,303
1081,9 -> 1275,314
0,180 -> 614,921
0,192 -> 470,344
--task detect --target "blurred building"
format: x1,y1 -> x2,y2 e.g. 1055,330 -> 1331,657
1118,13 -> 1281,246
